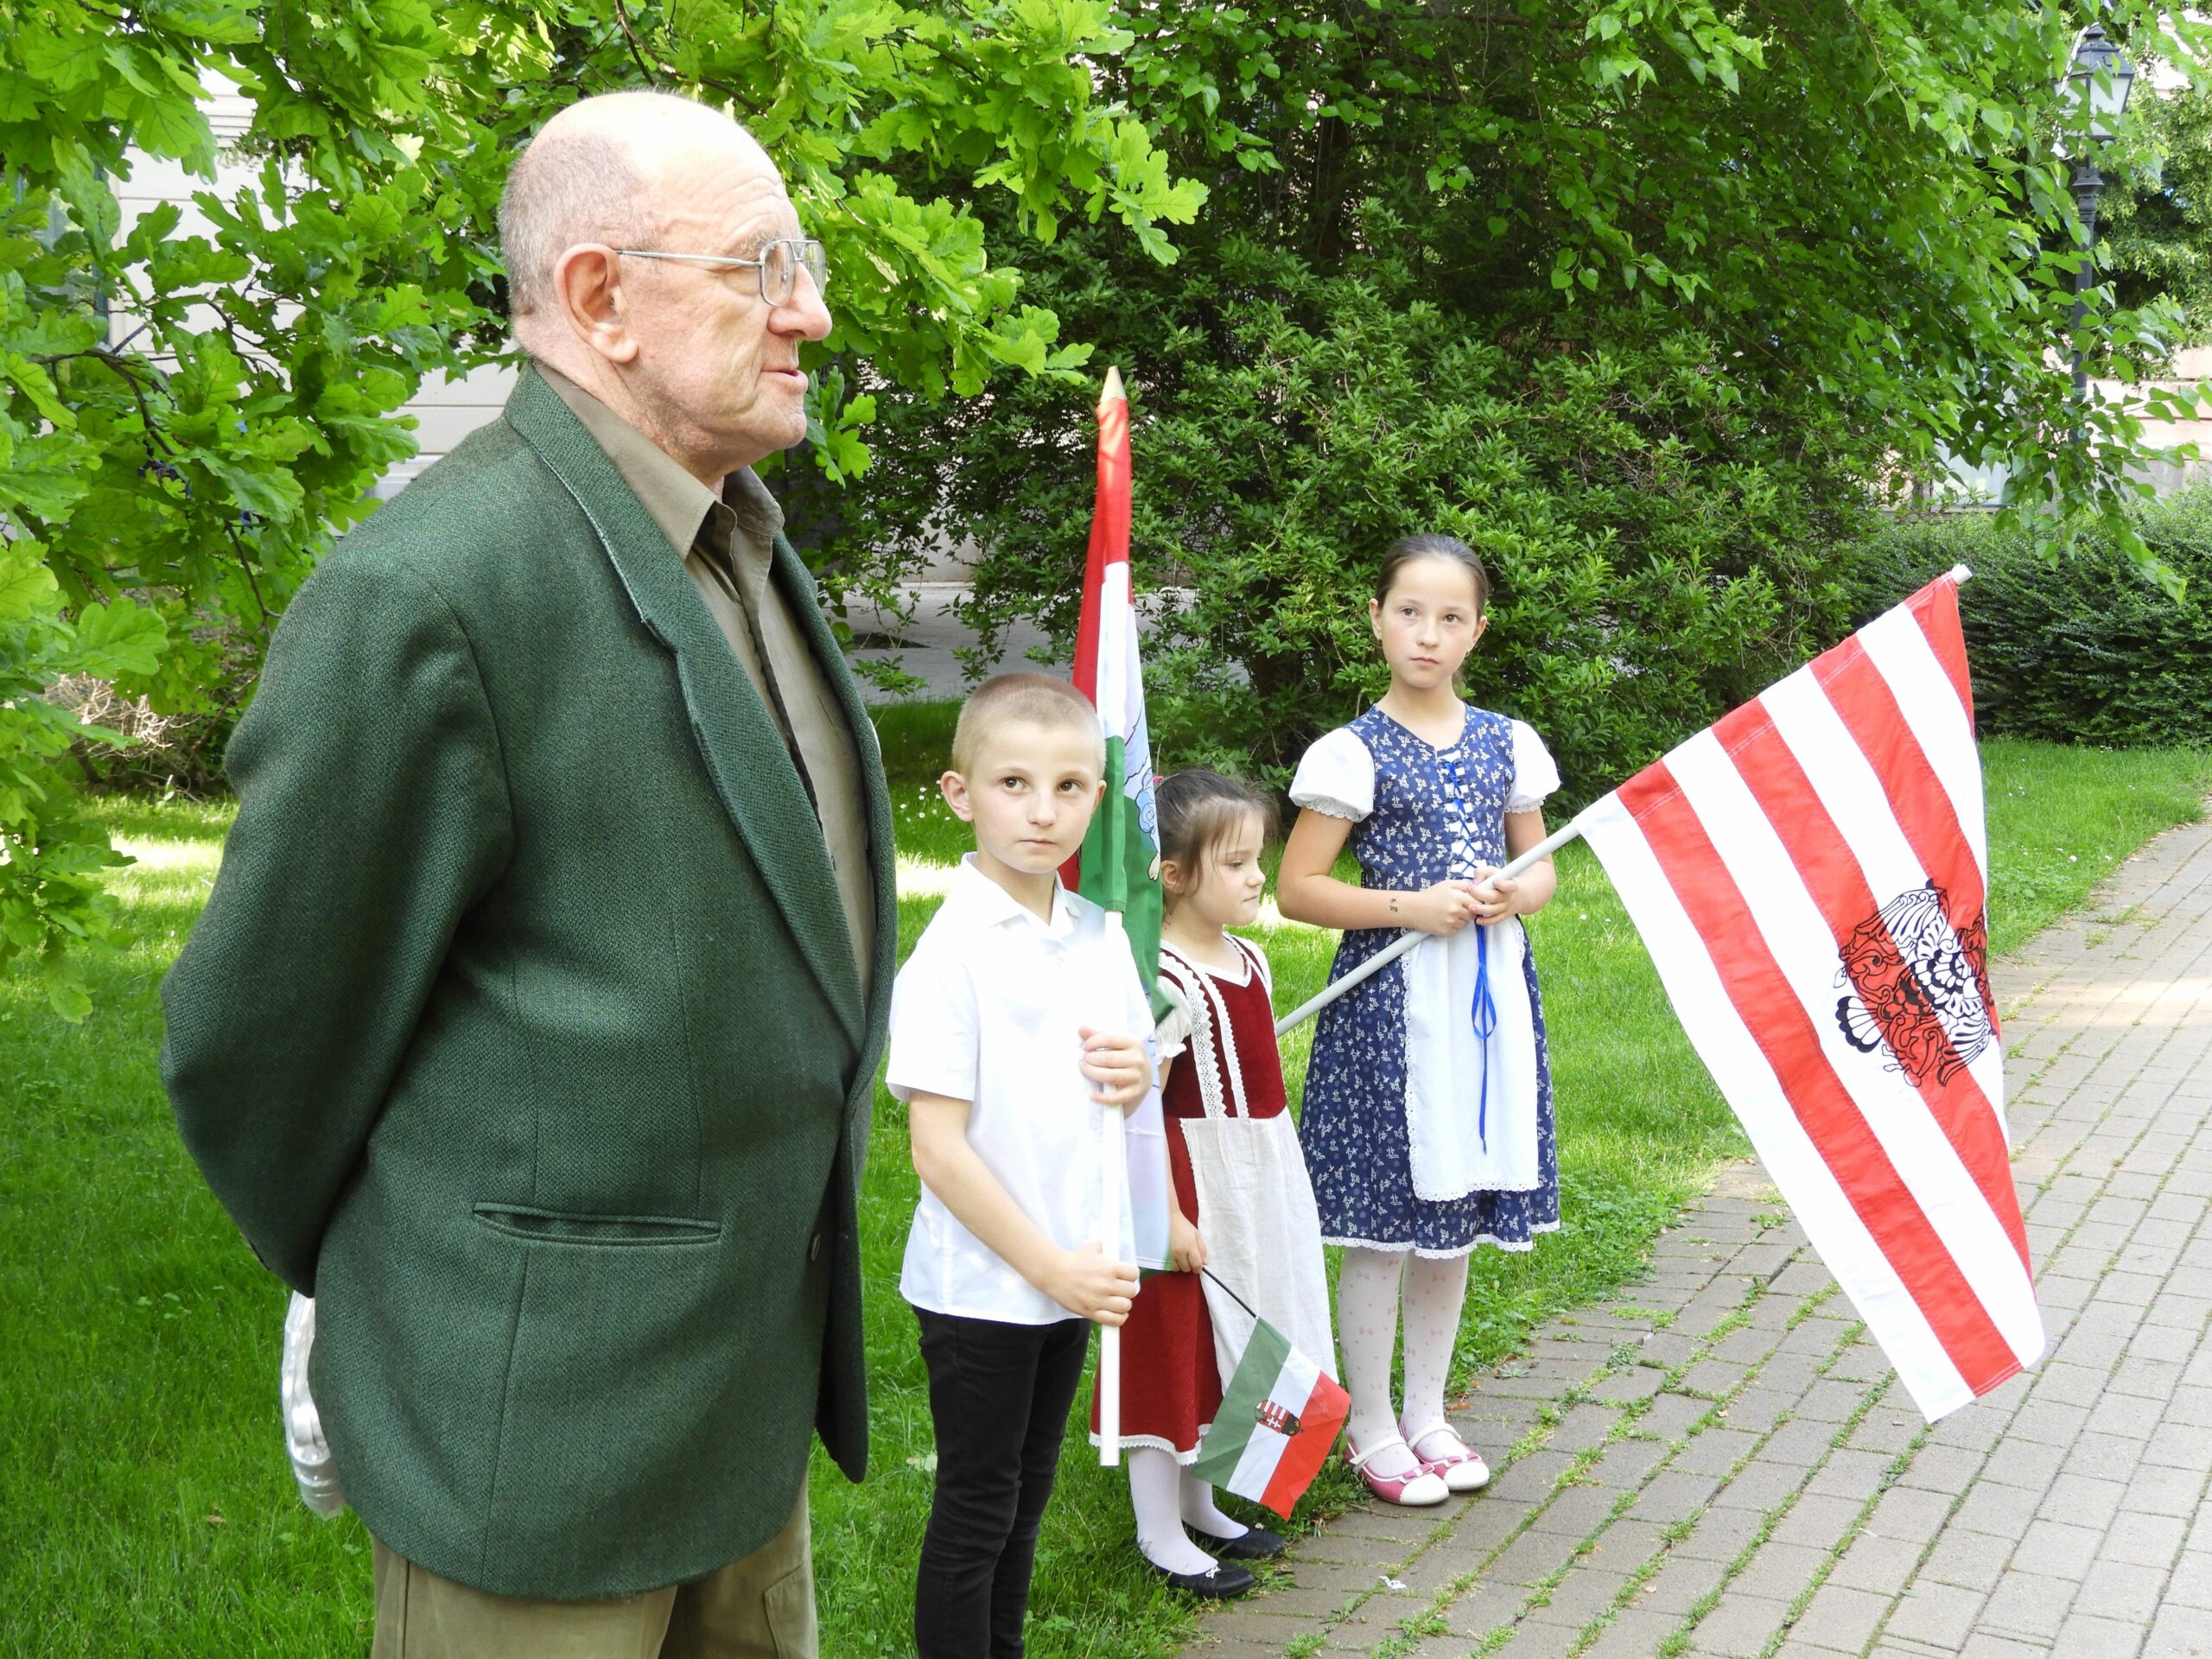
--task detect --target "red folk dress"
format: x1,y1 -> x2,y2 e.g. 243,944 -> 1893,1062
1091,935 -> 1287,1459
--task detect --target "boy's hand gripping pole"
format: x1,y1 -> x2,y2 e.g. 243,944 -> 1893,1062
1273,820 -> 1586,1038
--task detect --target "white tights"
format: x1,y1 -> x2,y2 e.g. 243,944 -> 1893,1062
1338,1246 -> 1471,1480
1128,1446 -> 1246,1573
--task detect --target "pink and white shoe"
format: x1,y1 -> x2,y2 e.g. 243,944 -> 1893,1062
1405,1419 -> 1491,1493
1344,1433 -> 1450,1506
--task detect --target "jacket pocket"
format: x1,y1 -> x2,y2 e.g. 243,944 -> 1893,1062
470,1204 -> 720,1247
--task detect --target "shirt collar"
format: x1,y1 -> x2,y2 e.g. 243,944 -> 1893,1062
949,852 -> 1077,940
537,363 -> 785,560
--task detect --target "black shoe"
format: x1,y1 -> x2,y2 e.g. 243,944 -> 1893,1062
1195,1523 -> 1288,1561
1153,1558 -> 1257,1599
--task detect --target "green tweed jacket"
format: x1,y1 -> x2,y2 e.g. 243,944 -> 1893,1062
160,365 -> 896,1600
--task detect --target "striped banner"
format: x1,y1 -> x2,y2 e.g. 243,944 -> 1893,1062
1574,574 -> 2041,1420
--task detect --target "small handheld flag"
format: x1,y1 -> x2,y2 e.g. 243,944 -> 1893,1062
1190,1307 -> 1351,1518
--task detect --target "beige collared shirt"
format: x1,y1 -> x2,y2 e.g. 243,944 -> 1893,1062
543,365 -> 874,995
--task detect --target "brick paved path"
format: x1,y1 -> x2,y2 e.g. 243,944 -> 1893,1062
1181,810 -> 2212,1659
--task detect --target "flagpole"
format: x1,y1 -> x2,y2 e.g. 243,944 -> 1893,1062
1272,820 -> 1586,1037
1272,565 -> 1976,1039
1091,365 -> 1131,1469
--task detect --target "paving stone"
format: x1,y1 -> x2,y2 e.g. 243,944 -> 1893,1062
1731,1538 -> 1828,1604
1522,1564 -> 1634,1629
1976,1434 -> 2065,1497
1625,1471 -> 1723,1526
1919,1522 -> 2014,1589
1809,1447 -> 1893,1501
1637,1392 -> 1716,1441
2055,1611 -> 2154,1659
1796,1582 -> 1893,1652
2074,1557 -> 2167,1624
1979,1567 -> 2078,1640
1711,1455 -> 1815,1514
1759,1415 -> 1842,1469
1885,1580 -> 1987,1649
2038,1472 -> 2129,1531
1637,1550 -> 1729,1618
1773,1492 -> 1866,1554
1580,1607 -> 1683,1659
1670,1505 -> 1769,1565
1826,1529 -> 1926,1595
1592,1366 -> 1669,1405
2144,1600 -> 2212,1659
1674,1427 -> 1764,1478
1688,1592 -> 1793,1658
2167,1552 -> 2212,1611
2102,1509 -> 2190,1568
2012,1516 -> 2104,1580
1528,1483 -> 1620,1543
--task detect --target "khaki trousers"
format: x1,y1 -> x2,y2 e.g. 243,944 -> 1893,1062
370,1490 -> 816,1659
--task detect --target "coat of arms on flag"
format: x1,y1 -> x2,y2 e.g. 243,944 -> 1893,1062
1573,569 -> 2043,1421
1190,1313 -> 1350,1518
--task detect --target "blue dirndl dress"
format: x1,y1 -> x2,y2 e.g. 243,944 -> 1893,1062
1292,704 -> 1560,1256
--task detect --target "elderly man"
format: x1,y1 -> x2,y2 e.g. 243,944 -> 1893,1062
161,91 -> 893,1656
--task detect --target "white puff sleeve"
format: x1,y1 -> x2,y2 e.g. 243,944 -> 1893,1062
1507,721 -> 1562,815
1289,728 -> 1376,822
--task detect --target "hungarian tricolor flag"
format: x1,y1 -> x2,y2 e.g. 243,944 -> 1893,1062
1190,1317 -> 1350,1518
1065,365 -> 1173,1274
1573,569 -> 2043,1421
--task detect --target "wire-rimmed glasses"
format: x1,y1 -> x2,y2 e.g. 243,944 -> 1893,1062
612,238 -> 828,305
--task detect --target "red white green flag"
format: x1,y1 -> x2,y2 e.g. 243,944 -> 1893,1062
1190,1316 -> 1351,1518
1065,365 -> 1173,1274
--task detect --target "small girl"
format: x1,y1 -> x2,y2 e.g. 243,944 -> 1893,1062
1277,534 -> 1561,1506
1092,771 -> 1335,1593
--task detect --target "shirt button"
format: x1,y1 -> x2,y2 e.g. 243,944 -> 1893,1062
810,1233 -> 823,1262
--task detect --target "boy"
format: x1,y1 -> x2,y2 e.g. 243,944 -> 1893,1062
887,672 -> 1154,1659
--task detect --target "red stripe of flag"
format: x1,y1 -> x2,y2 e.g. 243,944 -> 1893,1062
1906,579 -> 1977,728
1619,764 -> 2024,1395
1814,639 -> 1988,931
1712,700 -> 2029,1268
1260,1375 -> 1349,1516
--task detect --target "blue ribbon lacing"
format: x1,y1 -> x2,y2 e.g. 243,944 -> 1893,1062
1471,918 -> 1497,1150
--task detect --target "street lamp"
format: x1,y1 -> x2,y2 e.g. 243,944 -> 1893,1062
2062,24 -> 2138,409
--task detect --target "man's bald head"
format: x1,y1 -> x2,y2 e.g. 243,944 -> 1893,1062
499,92 -> 766,327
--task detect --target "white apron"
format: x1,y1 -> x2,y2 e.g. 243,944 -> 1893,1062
1401,913 -> 1542,1199
1161,948 -> 1338,1387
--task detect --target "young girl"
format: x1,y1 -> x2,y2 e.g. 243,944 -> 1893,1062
1278,534 -> 1561,1506
1093,771 -> 1335,1592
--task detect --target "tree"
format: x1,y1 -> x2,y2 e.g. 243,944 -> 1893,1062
830,0 -> 2207,795
2105,71 -> 2212,343
0,0 -> 1206,1015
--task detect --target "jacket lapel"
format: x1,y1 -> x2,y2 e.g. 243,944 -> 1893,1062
504,367 -> 865,1046
766,534 -> 900,1071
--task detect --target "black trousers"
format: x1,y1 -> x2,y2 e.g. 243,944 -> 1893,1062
912,1308 -> 1090,1659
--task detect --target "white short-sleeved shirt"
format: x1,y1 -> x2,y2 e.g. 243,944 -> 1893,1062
1289,715 -> 1560,822
888,855 -> 1155,1324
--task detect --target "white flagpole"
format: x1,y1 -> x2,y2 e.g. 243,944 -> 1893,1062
1098,911 -> 1127,1466
1272,564 -> 1975,1040
1273,820 -> 1586,1037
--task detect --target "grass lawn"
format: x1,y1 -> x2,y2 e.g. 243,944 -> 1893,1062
3,728 -> 2205,1658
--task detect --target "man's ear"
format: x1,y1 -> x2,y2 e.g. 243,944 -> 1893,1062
940,769 -> 974,822
550,243 -> 641,366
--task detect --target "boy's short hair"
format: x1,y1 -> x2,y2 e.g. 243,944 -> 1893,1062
951,673 -> 1103,775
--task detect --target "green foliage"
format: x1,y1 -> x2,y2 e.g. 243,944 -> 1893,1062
2105,75 -> 2212,344
0,0 -> 1208,1013
1845,493 -> 2212,751
842,0 -> 2210,765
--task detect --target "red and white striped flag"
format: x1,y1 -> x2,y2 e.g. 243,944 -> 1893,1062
1574,571 -> 2041,1420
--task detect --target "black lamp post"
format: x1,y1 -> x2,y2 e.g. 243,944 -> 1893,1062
2063,24 -> 2139,410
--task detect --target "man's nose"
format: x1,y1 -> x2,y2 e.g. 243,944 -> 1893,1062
774,269 -> 833,341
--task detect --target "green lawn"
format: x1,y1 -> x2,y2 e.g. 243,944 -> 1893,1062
3,732 -> 2206,1658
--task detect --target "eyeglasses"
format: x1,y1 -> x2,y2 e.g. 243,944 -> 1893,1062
612,238 -> 829,305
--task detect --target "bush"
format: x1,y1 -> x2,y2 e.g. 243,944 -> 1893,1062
1846,497 -> 2212,749
908,260 -> 1872,808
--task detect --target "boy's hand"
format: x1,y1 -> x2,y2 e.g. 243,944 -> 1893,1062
1169,1208 -> 1207,1274
1470,867 -> 1520,925
1046,1242 -> 1139,1325
1403,880 -> 1482,937
1078,1027 -> 1150,1109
